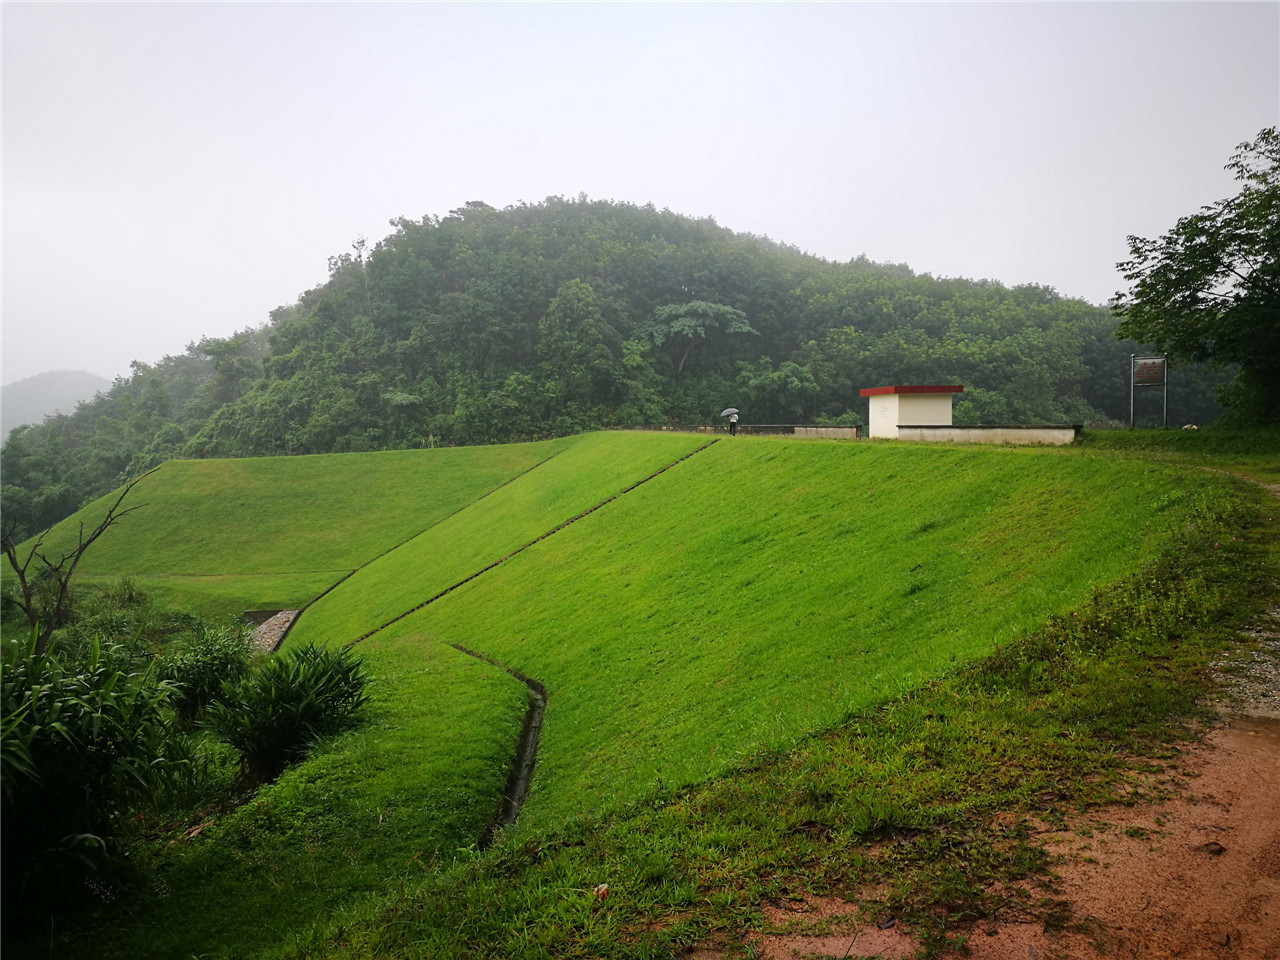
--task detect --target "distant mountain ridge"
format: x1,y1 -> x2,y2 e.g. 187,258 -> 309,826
2,370 -> 111,438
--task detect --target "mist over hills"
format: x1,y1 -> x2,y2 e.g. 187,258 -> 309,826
1,370 -> 111,438
0,197 -> 1226,539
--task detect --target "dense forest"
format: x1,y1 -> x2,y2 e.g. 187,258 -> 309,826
2,197 -> 1226,539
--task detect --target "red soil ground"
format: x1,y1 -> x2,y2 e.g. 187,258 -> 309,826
685,601 -> 1280,960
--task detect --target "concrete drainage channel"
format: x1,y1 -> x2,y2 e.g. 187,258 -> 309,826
449,644 -> 548,847
243,609 -> 302,652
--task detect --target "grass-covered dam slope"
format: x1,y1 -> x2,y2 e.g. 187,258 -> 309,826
285,430 -> 713,648
13,440 -> 568,616
35,432 -> 1254,960
327,436 -> 1212,833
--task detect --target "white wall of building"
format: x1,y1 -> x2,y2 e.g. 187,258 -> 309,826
898,394 -> 955,428
867,394 -> 900,438
867,391 -> 955,438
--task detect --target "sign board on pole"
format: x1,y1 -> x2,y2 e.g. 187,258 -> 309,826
1130,354 -> 1169,429
1133,356 -> 1167,386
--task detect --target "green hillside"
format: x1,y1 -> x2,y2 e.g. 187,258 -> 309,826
16,430 -> 1266,960
2,196 -> 1231,547
289,430 -> 711,647
15,440 -> 566,616
330,437 -> 1207,831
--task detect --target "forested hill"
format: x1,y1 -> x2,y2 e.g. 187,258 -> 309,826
1,197 -> 1222,538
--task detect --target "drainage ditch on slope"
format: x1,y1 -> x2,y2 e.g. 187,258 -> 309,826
334,439 -> 719,838
449,643 -> 548,848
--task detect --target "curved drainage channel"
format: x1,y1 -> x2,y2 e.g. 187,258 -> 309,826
329,441 -> 719,843
450,643 -> 548,847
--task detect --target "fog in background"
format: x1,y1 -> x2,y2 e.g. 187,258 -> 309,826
3,2 -> 1277,385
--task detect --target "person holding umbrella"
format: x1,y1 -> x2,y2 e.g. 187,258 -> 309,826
720,407 -> 739,436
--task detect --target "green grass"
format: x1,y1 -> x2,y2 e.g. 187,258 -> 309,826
1081,426 -> 1280,485
259,463 -> 1279,960
110,572 -> 345,619
15,441 -> 566,617
360,439 -> 1218,832
22,430 -> 1277,960
287,431 -> 711,648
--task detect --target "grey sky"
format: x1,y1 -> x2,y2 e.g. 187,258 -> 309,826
3,2 -> 1277,385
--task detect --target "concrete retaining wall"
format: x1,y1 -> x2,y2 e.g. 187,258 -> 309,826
896,424 -> 1082,445
791,426 -> 862,440
628,425 -> 860,439
626,424 -> 1074,444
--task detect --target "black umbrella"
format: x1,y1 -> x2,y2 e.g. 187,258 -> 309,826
719,408 -> 739,417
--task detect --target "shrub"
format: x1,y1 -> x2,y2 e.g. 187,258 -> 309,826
162,623 -> 256,724
1,631 -> 173,907
102,576 -> 148,608
203,643 -> 370,783
59,579 -> 201,662
813,409 -> 865,427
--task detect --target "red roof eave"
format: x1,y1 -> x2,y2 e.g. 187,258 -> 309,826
859,384 -> 964,397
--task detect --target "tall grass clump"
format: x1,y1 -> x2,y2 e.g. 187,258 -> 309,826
161,622 -> 258,724
53,577 -> 202,660
1,632 -> 174,916
204,643 -> 371,783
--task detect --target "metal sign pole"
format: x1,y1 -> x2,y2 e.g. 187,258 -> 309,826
1130,354 -> 1135,429
1163,359 -> 1168,429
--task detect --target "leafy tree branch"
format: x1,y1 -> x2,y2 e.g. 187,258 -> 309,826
1112,127 -> 1280,420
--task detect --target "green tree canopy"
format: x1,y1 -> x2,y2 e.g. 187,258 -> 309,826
3,196 -> 1234,538
1112,127 -> 1280,421
643,300 -> 755,373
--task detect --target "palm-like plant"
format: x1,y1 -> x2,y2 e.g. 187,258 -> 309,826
203,643 -> 369,783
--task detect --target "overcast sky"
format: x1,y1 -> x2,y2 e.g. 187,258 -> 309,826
3,2 -> 1277,385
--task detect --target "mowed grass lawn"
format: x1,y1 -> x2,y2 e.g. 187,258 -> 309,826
121,571 -> 347,620
356,437 -> 1214,830
37,432 -> 1240,960
1081,426 -> 1280,485
288,431 -> 712,648
18,441 -> 567,616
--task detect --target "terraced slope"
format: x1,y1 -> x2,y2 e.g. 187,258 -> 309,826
301,437 -> 1209,832
15,441 -> 568,615
286,431 -> 712,648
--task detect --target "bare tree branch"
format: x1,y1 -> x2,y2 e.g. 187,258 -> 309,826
2,472 -> 152,655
